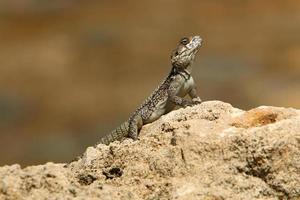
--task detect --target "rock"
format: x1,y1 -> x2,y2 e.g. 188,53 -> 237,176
0,101 -> 300,200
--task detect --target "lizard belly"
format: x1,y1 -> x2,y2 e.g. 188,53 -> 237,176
143,76 -> 195,124
144,99 -> 168,124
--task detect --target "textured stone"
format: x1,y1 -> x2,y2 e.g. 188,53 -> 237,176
1,101 -> 300,200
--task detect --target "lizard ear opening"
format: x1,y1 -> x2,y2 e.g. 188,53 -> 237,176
171,50 -> 179,59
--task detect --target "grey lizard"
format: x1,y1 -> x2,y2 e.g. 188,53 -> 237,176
98,35 -> 203,145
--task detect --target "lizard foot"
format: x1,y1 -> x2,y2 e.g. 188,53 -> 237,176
192,97 -> 202,104
182,101 -> 193,108
128,133 -> 139,141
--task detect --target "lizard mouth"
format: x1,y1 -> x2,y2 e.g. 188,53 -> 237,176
187,36 -> 202,52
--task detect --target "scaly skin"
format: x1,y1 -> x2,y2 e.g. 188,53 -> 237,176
98,35 -> 203,145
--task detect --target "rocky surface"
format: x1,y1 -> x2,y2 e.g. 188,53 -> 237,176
1,101 -> 300,200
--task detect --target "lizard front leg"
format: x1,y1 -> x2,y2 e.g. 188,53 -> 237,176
168,79 -> 194,107
128,114 -> 143,140
169,95 -> 194,107
189,86 -> 202,104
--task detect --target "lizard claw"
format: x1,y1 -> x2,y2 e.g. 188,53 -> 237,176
192,97 -> 202,104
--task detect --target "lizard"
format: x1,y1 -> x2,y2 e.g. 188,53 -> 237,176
98,35 -> 203,145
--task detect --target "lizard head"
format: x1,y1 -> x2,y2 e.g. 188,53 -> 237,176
171,36 -> 202,68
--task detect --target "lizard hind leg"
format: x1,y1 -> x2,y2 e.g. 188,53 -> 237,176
128,114 -> 143,140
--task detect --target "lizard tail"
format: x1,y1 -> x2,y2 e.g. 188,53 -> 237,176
98,121 -> 129,145
68,121 -> 129,163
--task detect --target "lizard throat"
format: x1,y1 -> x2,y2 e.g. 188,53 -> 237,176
171,66 -> 191,80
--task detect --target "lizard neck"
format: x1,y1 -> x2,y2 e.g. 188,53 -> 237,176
171,64 -> 192,80
184,64 -> 193,74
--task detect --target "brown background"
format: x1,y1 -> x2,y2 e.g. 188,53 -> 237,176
0,0 -> 299,166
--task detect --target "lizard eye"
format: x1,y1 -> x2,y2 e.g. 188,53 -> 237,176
180,37 -> 189,45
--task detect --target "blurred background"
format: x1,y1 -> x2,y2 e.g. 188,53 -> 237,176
0,0 -> 299,166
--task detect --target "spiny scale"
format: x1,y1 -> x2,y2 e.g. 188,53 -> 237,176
98,121 -> 129,145
97,73 -> 173,145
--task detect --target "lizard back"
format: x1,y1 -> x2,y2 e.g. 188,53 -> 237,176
98,71 -> 174,145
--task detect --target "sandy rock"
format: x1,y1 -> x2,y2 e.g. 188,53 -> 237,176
0,101 -> 300,200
